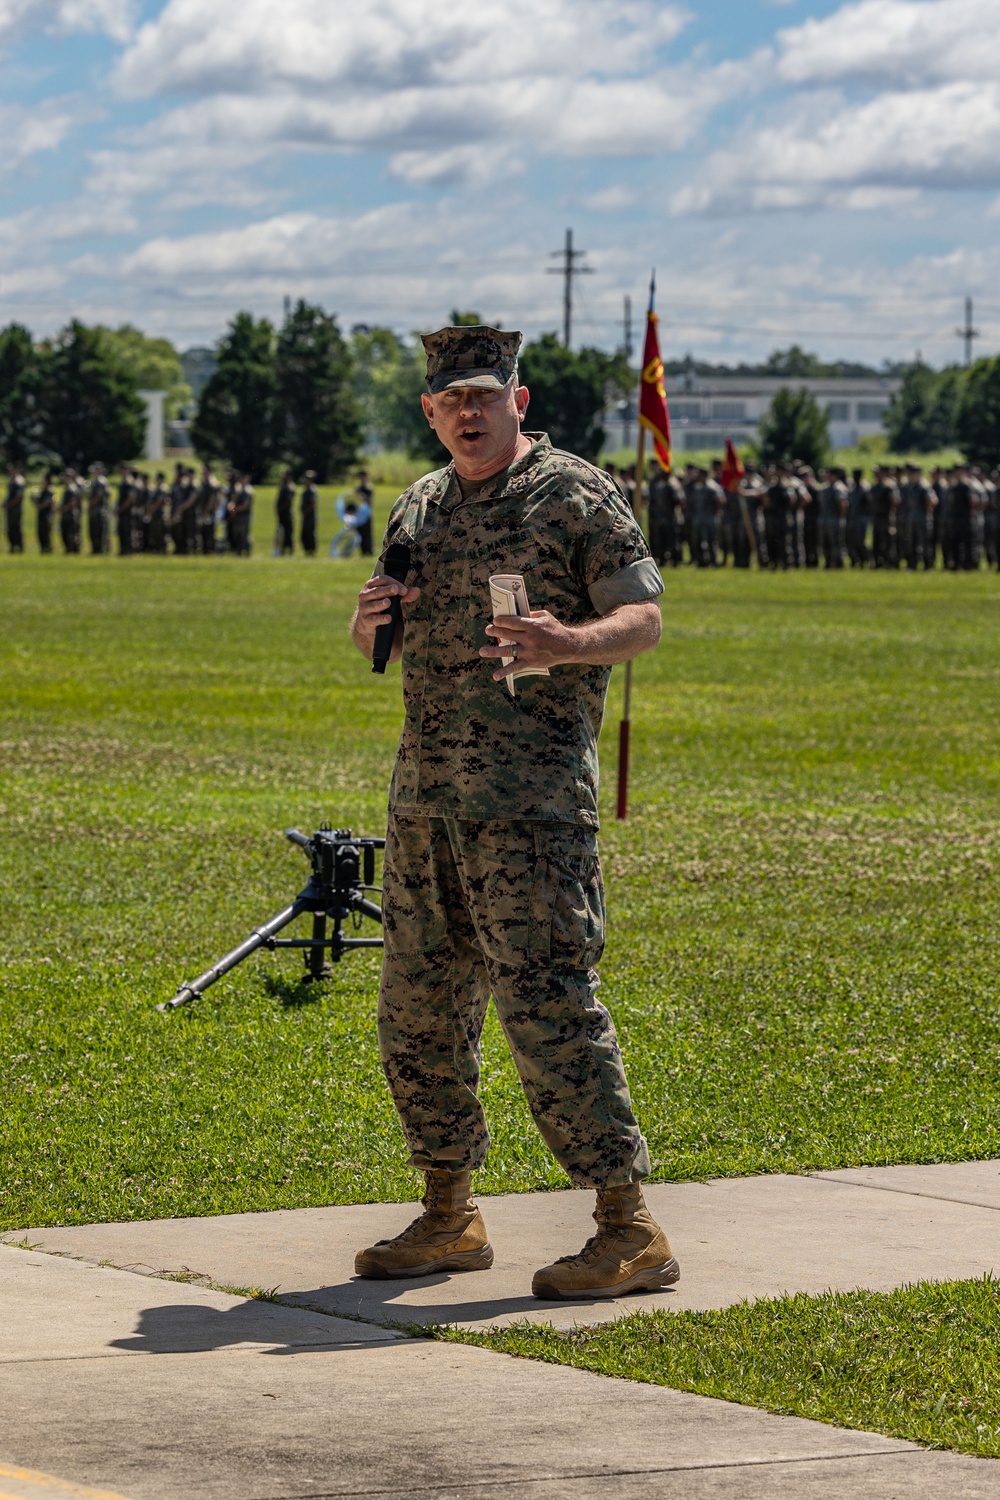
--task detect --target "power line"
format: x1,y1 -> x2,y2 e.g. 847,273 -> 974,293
546,228 -> 592,348
621,294 -> 633,361
955,296 -> 980,366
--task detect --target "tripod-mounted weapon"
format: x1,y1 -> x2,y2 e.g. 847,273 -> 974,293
156,824 -> 384,1012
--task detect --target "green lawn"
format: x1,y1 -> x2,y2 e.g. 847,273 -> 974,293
2,546 -> 1000,1232
445,1277 -> 1000,1459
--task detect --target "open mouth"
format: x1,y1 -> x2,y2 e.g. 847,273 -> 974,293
459,428 -> 485,443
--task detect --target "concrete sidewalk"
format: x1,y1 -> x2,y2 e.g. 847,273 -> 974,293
7,1159 -> 1000,1332
3,1241 -> 1000,1499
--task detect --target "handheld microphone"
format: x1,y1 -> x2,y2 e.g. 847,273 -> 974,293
371,542 -> 411,674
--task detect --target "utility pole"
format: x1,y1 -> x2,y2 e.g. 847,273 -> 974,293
955,296 -> 980,367
547,228 -> 592,348
620,294 -> 634,449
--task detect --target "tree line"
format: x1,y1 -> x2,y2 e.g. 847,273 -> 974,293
0,301 -> 631,481
2,302 -> 998,477
883,360 -> 1000,467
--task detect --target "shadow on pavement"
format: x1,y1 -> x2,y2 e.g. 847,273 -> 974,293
109,1299 -> 399,1355
282,1273 -> 677,1329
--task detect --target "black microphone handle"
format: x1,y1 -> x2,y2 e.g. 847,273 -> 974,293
371,595 -> 403,674
371,543 -> 411,674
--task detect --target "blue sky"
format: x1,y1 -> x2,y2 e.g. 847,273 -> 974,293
1,0 -> 997,364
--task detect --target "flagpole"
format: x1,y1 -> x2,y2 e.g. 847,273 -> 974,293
616,271 -> 655,822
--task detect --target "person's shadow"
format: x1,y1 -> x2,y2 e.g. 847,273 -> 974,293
109,1296 -> 400,1356
278,1271 -> 676,1330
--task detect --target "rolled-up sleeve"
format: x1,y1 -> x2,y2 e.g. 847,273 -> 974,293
577,492 -> 664,615
588,556 -> 664,615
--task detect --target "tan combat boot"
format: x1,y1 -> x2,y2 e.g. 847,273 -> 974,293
531,1183 -> 679,1300
354,1168 -> 494,1279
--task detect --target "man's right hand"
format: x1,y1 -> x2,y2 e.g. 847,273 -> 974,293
351,575 -> 421,661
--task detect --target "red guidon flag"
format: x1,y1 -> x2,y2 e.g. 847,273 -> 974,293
720,436 -> 745,492
639,308 -> 672,473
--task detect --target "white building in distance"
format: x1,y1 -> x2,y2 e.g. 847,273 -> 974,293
609,374 -> 902,454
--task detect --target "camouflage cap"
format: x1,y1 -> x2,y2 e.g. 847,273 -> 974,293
421,325 -> 522,394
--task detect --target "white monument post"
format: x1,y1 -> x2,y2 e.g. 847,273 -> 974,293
138,389 -> 166,461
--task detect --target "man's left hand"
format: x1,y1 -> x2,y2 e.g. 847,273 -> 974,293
481,611 -> 576,681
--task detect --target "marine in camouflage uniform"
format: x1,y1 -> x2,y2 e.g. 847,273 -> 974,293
819,467 -> 848,569
900,464 -> 934,571
646,465 -> 685,567
351,325 -> 677,1301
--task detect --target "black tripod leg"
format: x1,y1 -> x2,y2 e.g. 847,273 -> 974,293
306,914 -> 329,980
157,900 -> 307,1010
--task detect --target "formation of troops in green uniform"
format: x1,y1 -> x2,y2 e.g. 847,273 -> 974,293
1,463 -> 255,557
611,460 -> 1000,572
5,456 -> 999,572
2,463 -> 376,559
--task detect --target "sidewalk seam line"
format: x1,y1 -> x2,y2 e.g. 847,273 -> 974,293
242,1446 -> 922,1499
809,1177 -> 1000,1212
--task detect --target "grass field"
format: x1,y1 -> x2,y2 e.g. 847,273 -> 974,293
446,1276 -> 1000,1459
3,521 -> 1000,1234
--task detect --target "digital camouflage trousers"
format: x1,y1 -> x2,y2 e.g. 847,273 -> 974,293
378,812 -> 650,1188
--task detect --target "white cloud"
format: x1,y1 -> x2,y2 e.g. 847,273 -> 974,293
116,0 -> 690,97
776,0 -> 1000,85
583,186 -> 639,213
0,0 -> 132,45
120,204 -> 455,280
673,75 -> 1000,214
88,2 -> 749,202
389,144 -> 522,189
0,102 -> 75,173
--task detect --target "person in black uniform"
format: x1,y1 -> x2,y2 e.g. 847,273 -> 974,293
300,470 -> 318,556
796,465 -> 820,568
34,470 -> 55,552
169,463 -> 187,554
116,466 -> 135,556
275,470 -> 295,555
230,474 -> 253,555
148,472 -> 168,554
846,468 -> 870,567
86,465 -> 110,554
196,465 -> 219,554
134,472 -> 151,552
764,466 -> 792,569
59,469 -> 82,554
354,469 -> 374,556
4,466 -> 25,553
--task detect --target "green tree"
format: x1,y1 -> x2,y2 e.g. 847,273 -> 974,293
96,325 -> 191,419
0,323 -> 44,464
955,356 -> 1000,468
884,363 -> 964,451
351,326 -> 449,464
757,386 -> 830,470
191,312 -> 277,480
518,334 -> 617,461
39,320 -> 146,470
275,300 -> 362,480
763,345 -> 826,378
